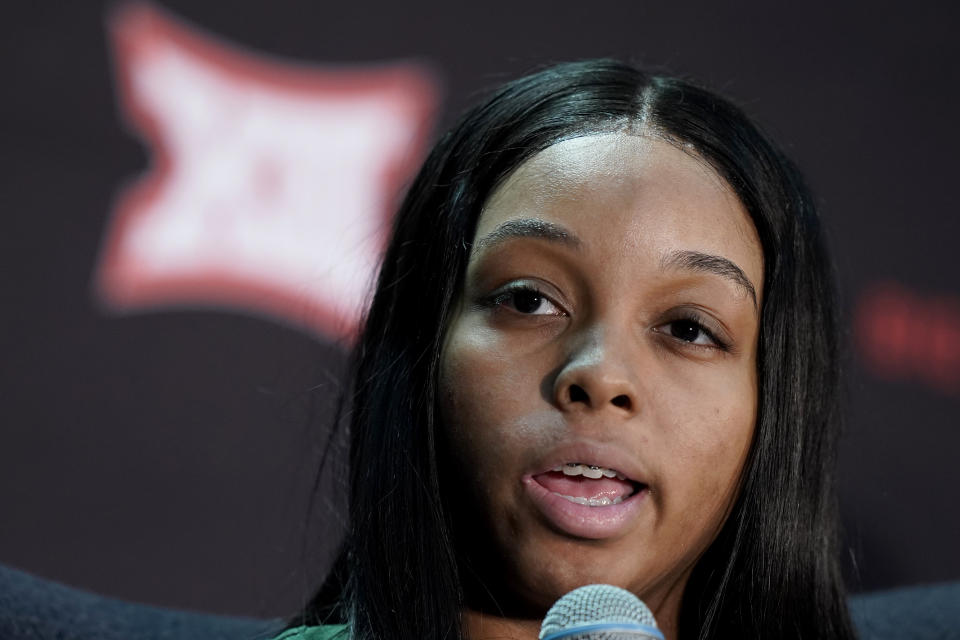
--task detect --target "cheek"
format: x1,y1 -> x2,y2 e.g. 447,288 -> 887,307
439,319 -> 538,475
656,367 -> 756,516
675,402 -> 754,472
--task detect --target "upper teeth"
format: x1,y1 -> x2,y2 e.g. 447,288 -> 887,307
552,463 -> 626,480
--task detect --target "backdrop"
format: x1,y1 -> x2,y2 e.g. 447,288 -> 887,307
2,0 -> 958,619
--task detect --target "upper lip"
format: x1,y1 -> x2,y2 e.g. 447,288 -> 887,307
526,440 -> 648,485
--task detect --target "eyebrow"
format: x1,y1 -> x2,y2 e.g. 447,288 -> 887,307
473,218 -> 582,252
472,219 -> 758,307
660,249 -> 758,308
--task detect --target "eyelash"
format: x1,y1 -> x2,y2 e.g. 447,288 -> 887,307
480,282 -> 564,316
657,310 -> 730,352
480,283 -> 730,352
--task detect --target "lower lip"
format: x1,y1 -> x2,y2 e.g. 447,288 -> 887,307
522,474 -> 648,540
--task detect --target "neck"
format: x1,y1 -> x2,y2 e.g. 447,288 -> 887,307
463,601 -> 680,640
463,609 -> 539,640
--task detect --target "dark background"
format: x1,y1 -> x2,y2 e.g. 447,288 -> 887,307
2,1 -> 958,619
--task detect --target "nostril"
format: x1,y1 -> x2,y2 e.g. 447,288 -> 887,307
611,394 -> 631,410
568,384 -> 590,405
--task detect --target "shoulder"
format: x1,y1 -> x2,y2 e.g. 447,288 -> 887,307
270,624 -> 349,640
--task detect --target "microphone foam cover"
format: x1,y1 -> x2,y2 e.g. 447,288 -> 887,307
538,584 -> 663,640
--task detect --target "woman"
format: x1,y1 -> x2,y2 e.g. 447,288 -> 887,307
280,59 -> 856,640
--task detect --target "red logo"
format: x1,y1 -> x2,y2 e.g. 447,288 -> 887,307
855,282 -> 960,394
96,3 -> 439,339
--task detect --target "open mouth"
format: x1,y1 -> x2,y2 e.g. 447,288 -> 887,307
533,462 -> 645,507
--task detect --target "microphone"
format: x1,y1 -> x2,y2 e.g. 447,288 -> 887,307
538,584 -> 664,640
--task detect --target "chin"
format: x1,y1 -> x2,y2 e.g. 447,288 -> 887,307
507,539 -> 649,612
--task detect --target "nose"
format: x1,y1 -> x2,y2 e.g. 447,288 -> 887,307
551,328 -> 640,416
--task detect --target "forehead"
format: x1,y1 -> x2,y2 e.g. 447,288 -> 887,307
476,133 -> 764,296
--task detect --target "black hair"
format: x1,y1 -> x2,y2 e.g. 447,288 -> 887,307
299,59 -> 855,640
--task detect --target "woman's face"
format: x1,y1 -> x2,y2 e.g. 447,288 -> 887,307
439,133 -> 763,631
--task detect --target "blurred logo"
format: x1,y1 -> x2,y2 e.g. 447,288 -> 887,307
96,3 -> 438,339
855,282 -> 960,395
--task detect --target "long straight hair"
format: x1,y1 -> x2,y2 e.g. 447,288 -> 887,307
300,59 -> 855,640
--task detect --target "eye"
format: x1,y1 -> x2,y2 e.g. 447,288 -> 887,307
486,283 -> 565,316
654,314 -> 728,350
665,319 -> 714,344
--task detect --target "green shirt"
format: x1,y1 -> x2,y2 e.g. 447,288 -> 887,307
271,625 -> 349,640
